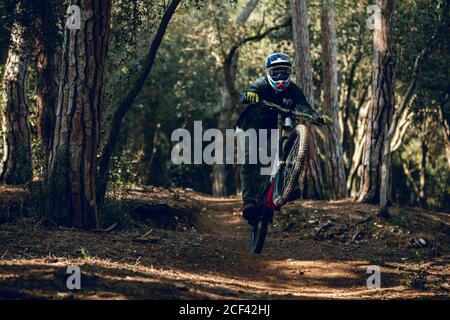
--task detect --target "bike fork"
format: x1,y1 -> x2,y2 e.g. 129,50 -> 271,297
266,179 -> 276,210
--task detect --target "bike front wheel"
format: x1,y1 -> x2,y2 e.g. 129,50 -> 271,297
250,214 -> 269,254
272,124 -> 310,207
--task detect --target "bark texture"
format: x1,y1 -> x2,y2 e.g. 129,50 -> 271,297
438,105 -> 450,170
213,52 -> 238,196
48,0 -> 111,228
320,0 -> 347,199
418,123 -> 428,209
34,0 -> 58,170
357,0 -> 395,204
291,0 -> 324,199
0,23 -> 32,185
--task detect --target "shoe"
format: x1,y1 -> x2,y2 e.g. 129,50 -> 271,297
242,202 -> 258,222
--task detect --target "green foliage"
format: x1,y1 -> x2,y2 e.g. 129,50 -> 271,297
100,0 -> 449,210
107,150 -> 142,195
80,247 -> 91,259
168,163 -> 213,194
1,0 -> 449,210
98,198 -> 132,228
27,180 -> 55,225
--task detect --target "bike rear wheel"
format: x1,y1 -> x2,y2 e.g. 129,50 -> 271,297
272,124 -> 309,207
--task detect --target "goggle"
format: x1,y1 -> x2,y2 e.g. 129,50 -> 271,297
267,67 -> 292,81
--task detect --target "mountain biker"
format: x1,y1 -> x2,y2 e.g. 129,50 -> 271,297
236,52 -> 331,222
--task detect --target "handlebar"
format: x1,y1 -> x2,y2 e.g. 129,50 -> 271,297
261,100 -> 316,120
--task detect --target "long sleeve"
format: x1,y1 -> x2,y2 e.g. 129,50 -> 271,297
291,84 -> 320,117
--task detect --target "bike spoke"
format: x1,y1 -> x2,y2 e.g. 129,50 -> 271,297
280,135 -> 300,196
286,137 -> 299,182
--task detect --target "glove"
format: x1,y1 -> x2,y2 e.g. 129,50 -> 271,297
320,114 -> 333,126
241,91 -> 260,104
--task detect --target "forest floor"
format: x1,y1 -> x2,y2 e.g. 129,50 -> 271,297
0,186 -> 449,299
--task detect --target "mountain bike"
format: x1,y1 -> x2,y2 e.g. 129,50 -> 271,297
249,100 -> 323,254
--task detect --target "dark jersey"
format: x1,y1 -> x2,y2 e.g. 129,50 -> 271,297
236,76 -> 320,131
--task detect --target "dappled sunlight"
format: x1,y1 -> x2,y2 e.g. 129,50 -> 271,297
1,189 -> 449,299
193,195 -> 241,204
0,256 -> 441,299
261,259 -> 377,291
0,0 -> 448,302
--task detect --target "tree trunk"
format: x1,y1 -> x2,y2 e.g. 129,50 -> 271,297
97,0 -> 181,204
47,0 -> 111,228
416,114 -> 430,209
438,105 -> 450,169
236,0 -> 260,25
341,50 -> 363,171
291,0 -> 324,199
212,0 -> 260,196
380,47 -> 430,207
380,2 -> 448,207
348,100 -> 369,194
419,131 -> 428,209
0,23 -> 32,185
213,53 -> 237,196
142,106 -> 160,185
34,0 -> 58,171
357,0 -> 395,204
320,0 -> 347,199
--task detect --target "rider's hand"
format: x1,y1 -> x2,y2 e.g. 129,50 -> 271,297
241,91 -> 260,104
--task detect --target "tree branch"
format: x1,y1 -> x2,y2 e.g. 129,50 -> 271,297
236,0 -> 260,26
387,0 -> 449,143
225,17 -> 292,66
97,0 -> 181,203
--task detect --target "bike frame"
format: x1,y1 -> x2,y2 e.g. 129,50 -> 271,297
260,100 -> 316,211
250,100 -> 320,254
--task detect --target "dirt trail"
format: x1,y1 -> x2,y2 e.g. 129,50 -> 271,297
0,188 -> 449,299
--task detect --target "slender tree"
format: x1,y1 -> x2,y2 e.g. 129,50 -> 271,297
357,0 -> 395,204
212,0 -> 260,196
438,105 -> 450,170
97,0 -> 181,203
47,0 -> 112,228
0,22 -> 32,185
379,0 -> 449,209
33,0 -> 59,170
418,115 -> 429,208
291,0 -> 324,199
320,0 -> 347,199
